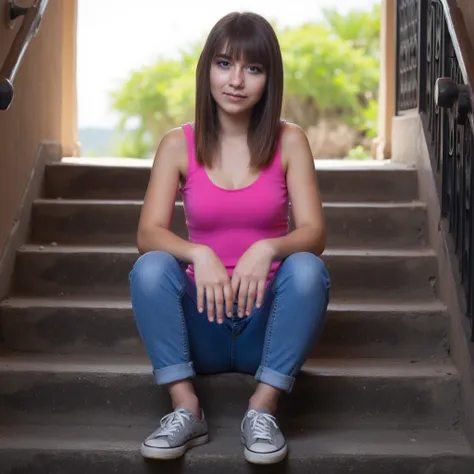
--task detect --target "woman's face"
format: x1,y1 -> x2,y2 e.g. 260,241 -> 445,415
209,49 -> 267,116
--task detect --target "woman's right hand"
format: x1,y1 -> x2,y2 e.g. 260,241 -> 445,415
192,246 -> 234,324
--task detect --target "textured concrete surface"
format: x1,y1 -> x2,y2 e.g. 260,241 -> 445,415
12,246 -> 439,301
44,162 -> 419,202
0,354 -> 461,430
1,160 -> 473,473
30,199 -> 428,249
0,426 -> 473,474
0,298 -> 449,358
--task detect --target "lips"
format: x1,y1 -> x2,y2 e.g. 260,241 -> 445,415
224,92 -> 247,99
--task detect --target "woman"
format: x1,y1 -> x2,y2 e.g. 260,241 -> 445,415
129,11 -> 330,465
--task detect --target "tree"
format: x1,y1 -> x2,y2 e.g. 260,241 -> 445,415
110,6 -> 381,157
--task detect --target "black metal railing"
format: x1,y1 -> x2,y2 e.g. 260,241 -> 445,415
396,0 -> 474,340
0,0 -> 49,111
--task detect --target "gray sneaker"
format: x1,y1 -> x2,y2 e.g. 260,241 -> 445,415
240,408 -> 288,464
141,407 -> 208,460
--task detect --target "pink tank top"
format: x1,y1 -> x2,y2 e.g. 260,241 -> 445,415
179,122 -> 289,283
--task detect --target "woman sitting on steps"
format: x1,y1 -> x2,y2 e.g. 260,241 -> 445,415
129,10 -> 331,465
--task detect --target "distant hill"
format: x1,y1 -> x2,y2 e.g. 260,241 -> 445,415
78,127 -> 125,156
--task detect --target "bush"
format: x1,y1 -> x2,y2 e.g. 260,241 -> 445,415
110,6 -> 380,158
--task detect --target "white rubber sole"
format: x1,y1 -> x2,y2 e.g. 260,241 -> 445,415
244,443 -> 288,464
141,433 -> 209,460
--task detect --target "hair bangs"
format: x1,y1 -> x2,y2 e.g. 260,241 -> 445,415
214,21 -> 270,69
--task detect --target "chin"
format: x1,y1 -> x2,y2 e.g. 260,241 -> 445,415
217,102 -> 255,116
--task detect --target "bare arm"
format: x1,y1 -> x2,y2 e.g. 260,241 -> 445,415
266,123 -> 326,259
137,128 -> 203,262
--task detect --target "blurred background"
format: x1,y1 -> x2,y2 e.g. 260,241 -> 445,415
77,0 -> 381,160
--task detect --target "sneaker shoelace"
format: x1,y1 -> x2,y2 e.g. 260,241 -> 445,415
156,409 -> 192,437
244,410 -> 278,442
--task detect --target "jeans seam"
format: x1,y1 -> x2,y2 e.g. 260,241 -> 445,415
262,287 -> 279,368
177,278 -> 189,362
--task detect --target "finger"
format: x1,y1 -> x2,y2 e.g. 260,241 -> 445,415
206,286 -> 215,322
214,284 -> 225,324
237,278 -> 249,318
223,282 -> 234,318
245,280 -> 257,316
231,274 -> 240,301
256,279 -> 266,309
197,285 -> 204,313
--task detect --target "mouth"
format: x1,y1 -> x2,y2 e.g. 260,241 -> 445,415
224,92 -> 247,99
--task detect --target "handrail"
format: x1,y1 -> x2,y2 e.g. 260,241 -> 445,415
0,0 -> 49,111
438,0 -> 474,129
396,0 -> 474,339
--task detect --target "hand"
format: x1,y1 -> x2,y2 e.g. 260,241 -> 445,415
192,246 -> 234,324
232,240 -> 275,318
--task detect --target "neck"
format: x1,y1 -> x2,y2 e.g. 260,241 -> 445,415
217,108 -> 252,138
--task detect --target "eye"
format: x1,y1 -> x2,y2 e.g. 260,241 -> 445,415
216,60 -> 231,68
247,65 -> 263,74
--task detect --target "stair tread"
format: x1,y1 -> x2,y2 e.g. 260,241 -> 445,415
0,424 -> 471,456
17,244 -> 436,258
33,198 -> 426,209
0,353 -> 457,378
51,158 -> 417,171
0,295 -> 447,311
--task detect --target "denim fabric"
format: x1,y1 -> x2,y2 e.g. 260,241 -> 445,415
129,250 -> 330,393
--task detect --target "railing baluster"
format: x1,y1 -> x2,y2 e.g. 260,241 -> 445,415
396,0 -> 474,340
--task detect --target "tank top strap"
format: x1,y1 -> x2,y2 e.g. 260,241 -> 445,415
181,122 -> 198,174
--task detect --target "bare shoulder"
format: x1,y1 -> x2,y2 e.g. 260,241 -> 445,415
281,121 -> 312,171
155,127 -> 188,168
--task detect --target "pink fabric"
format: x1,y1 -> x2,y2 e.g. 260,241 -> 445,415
179,123 -> 289,283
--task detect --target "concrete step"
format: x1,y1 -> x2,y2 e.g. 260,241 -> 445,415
0,354 -> 460,430
12,246 -> 439,301
30,199 -> 428,249
0,425 -> 473,474
0,297 -> 449,359
43,162 -> 420,202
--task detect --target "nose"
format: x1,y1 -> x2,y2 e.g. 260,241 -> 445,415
229,66 -> 244,88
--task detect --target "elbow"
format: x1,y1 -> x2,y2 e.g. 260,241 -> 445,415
314,227 -> 326,256
136,225 -> 151,255
136,231 -> 146,255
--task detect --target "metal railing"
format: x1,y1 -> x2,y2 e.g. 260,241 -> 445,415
396,0 -> 474,340
0,0 -> 49,111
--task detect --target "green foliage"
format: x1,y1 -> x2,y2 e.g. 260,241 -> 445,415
110,6 -> 381,158
347,145 -> 371,160
322,4 -> 381,56
279,22 -> 379,128
110,45 -> 198,157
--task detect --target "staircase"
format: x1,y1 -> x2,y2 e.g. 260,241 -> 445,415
0,159 -> 473,473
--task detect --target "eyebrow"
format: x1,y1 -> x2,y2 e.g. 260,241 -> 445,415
215,53 -> 263,66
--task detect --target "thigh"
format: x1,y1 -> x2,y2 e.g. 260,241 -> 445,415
182,275 -> 233,374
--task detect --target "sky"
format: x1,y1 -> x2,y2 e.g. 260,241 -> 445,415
77,0 -> 378,129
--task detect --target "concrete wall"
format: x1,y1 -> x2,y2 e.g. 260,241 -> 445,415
0,0 -> 64,258
456,0 -> 474,50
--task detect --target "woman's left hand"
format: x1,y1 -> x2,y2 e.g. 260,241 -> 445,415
232,240 -> 275,317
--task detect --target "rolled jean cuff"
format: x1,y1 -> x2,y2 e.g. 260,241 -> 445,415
153,361 -> 195,385
255,365 -> 295,393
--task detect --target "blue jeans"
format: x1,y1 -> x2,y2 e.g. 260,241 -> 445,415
129,251 -> 330,393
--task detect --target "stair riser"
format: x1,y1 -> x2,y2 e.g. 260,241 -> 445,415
0,370 -> 460,430
13,251 -> 439,301
0,305 -> 449,359
44,165 -> 420,202
30,203 -> 428,249
1,451 -> 473,474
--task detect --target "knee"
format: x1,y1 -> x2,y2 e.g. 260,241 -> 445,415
282,252 -> 330,296
129,251 -> 181,295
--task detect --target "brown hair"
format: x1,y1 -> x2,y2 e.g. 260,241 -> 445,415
194,12 -> 284,170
